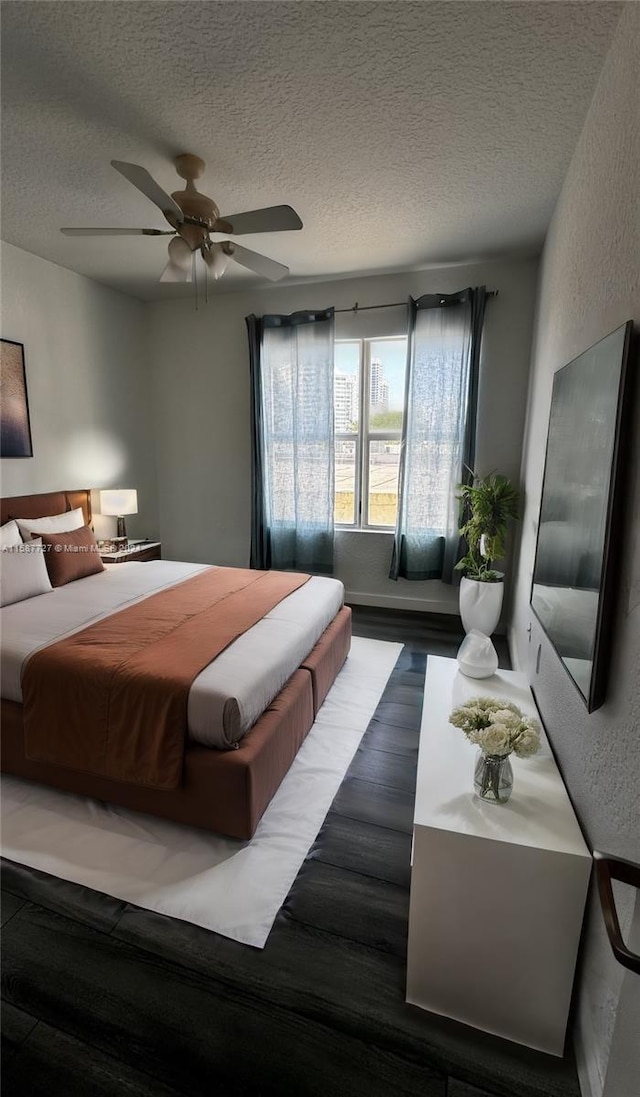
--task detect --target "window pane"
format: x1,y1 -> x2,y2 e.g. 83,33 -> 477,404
336,439 -> 356,525
369,338 -> 406,432
335,342 -> 360,433
369,439 -> 401,527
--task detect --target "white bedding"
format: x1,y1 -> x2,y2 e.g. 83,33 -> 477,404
0,561 -> 344,749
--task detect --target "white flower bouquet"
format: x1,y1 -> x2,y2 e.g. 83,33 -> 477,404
449,696 -> 541,758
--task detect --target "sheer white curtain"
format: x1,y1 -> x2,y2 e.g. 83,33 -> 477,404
248,309 -> 335,574
390,289 -> 487,581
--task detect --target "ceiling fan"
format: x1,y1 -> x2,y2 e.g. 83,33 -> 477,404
61,154 -> 303,284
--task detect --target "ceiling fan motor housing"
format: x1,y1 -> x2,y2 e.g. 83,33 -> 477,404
169,156 -> 220,249
169,187 -> 220,248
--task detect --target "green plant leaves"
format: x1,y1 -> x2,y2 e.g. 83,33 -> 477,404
455,471 -> 519,579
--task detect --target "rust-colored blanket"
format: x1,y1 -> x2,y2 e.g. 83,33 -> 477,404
23,567 -> 310,789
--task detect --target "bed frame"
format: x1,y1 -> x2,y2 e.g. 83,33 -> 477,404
1,490 -> 351,839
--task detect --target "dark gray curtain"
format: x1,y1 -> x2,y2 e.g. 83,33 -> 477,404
247,309 -> 335,574
247,314 -> 269,569
390,287 -> 487,582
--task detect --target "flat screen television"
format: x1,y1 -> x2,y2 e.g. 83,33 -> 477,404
530,320 -> 633,712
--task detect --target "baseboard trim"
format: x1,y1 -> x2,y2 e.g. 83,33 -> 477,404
345,591 -> 510,637
345,590 -> 459,615
574,1006 -> 602,1097
507,626 -> 522,671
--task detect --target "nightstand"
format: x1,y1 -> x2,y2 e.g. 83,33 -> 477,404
99,540 -> 161,563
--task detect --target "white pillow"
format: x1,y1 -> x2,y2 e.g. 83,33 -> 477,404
0,541 -> 53,606
0,520 -> 22,548
17,506 -> 85,542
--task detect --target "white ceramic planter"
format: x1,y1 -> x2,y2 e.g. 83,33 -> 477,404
459,576 -> 504,636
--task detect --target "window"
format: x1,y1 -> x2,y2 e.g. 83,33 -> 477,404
334,336 -> 407,529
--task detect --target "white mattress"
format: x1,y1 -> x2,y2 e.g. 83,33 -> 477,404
0,561 -> 344,749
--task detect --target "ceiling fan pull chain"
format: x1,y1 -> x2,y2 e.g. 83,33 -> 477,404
193,251 -> 198,311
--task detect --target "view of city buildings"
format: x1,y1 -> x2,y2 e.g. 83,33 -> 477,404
263,337 -> 458,530
334,347 -> 404,526
334,357 -> 391,433
334,370 -> 359,433
263,337 -> 461,531
370,358 -> 390,415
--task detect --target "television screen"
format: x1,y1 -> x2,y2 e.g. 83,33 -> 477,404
531,321 -> 633,712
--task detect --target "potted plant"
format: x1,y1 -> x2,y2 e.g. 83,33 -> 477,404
455,471 -> 519,636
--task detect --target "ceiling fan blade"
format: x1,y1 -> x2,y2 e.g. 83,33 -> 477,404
61,228 -> 175,236
111,161 -> 184,223
159,236 -> 193,282
216,205 -> 303,235
226,243 -> 289,281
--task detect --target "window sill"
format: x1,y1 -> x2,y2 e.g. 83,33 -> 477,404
335,527 -> 395,536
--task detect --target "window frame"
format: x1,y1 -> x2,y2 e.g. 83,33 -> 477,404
334,335 -> 406,531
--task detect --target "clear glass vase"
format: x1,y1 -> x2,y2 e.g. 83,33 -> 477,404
474,750 -> 513,804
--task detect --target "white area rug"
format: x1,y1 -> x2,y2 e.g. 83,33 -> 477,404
1,636 -> 401,948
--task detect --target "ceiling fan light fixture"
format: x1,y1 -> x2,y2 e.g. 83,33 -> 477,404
167,235 -> 192,269
159,261 -> 192,284
203,242 -> 231,280
159,236 -> 194,283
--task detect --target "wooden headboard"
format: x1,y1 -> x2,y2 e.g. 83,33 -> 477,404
1,489 -> 92,528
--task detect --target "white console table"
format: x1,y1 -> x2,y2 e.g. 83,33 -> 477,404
406,656 -> 591,1056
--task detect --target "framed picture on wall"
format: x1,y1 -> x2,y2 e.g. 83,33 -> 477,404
0,339 -> 33,458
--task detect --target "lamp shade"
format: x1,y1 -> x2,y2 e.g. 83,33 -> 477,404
100,489 -> 138,516
203,242 -> 231,280
160,237 -> 193,283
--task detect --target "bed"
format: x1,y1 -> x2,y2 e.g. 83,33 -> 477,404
0,489 -> 351,839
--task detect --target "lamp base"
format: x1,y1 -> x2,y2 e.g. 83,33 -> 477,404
116,516 -> 128,544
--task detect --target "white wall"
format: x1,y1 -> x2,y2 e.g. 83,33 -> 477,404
0,243 -> 158,539
510,7 -> 640,1096
147,257 -> 537,613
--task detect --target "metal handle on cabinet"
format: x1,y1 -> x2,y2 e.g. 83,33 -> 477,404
593,851 -> 640,975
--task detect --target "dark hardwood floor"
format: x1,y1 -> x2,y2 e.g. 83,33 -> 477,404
1,608 -> 581,1097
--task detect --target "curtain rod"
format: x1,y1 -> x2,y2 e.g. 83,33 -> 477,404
335,290 -> 498,315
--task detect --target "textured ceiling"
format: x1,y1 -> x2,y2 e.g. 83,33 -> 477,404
0,1 -> 622,301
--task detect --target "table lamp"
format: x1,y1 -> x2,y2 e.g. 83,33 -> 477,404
100,489 -> 138,545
